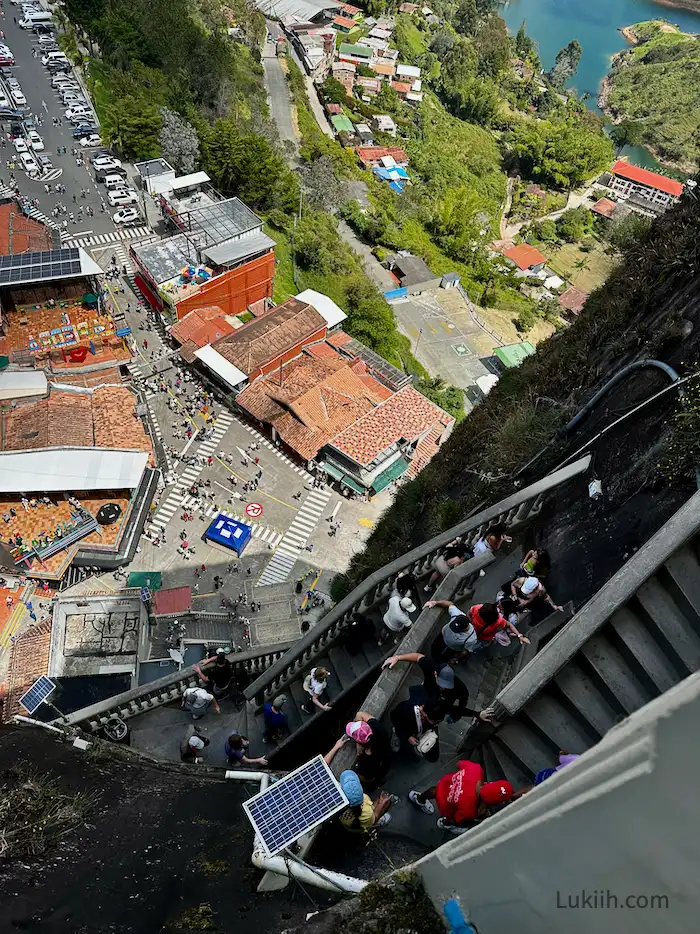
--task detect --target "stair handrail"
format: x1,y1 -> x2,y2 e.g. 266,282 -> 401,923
57,641 -> 295,731
494,487 -> 700,718
244,455 -> 592,706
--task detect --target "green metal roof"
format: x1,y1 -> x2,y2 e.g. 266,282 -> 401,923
493,342 -> 536,369
322,461 -> 345,481
341,474 -> 365,494
371,456 -> 409,494
127,571 -> 163,591
331,114 -> 354,133
339,42 -> 371,58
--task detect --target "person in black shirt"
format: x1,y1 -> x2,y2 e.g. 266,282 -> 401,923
389,699 -> 443,762
194,648 -> 234,698
383,652 -> 494,724
346,712 -> 392,790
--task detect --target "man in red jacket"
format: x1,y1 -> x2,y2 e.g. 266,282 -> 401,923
409,760 -> 513,833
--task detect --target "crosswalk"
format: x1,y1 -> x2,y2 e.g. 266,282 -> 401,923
64,226 -> 152,247
176,496 -> 283,546
239,421 -> 314,482
256,488 -> 331,587
149,411 -> 235,531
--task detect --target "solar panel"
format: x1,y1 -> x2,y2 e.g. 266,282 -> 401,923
243,755 -> 348,856
0,248 -> 82,285
19,675 -> 56,715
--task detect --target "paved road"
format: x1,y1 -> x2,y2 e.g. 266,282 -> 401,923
2,16 -> 120,239
262,39 -> 296,151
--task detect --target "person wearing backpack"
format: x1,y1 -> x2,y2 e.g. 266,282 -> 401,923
301,666 -> 332,714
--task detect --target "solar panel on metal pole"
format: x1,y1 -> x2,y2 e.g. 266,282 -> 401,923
243,755 -> 348,856
19,675 -> 57,715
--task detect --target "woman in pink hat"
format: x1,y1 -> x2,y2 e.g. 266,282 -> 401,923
345,713 -> 392,790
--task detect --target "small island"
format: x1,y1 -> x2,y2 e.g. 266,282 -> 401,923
599,20 -> 700,171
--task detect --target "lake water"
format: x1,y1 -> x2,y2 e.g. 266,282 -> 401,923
501,0 -> 700,168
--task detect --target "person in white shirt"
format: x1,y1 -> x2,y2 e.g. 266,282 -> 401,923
301,666 -> 332,714
379,592 -> 416,645
426,601 -> 478,662
181,686 -> 220,720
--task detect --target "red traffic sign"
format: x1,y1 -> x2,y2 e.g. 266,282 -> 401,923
246,502 -> 263,519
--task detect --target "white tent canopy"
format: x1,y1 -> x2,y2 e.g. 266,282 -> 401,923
296,288 -> 348,330
194,344 -> 248,389
0,449 -> 149,493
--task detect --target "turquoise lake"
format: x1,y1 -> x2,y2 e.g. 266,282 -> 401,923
500,0 -> 700,167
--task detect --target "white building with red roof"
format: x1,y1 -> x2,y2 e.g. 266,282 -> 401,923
608,160 -> 684,213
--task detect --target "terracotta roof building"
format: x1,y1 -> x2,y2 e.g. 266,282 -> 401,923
591,197 -> 617,219
211,298 -> 327,381
236,352 -> 391,461
3,618 -> 53,721
610,160 -> 683,199
502,243 -> 548,272
355,146 -> 408,167
329,384 -> 453,468
170,306 -> 236,362
0,203 -> 54,254
558,285 -> 589,316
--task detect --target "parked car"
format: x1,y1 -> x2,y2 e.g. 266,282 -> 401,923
72,124 -> 98,139
41,51 -> 68,66
12,137 -> 27,153
0,91 -> 10,108
113,206 -> 140,224
10,87 -> 26,105
108,189 -> 138,207
93,154 -> 122,169
46,61 -> 70,73
79,134 -> 101,148
19,150 -> 39,176
0,48 -> 16,66
36,154 -> 53,171
65,106 -> 92,120
95,166 -> 127,182
27,130 -> 43,151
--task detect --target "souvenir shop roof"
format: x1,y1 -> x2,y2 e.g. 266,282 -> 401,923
0,248 -> 102,288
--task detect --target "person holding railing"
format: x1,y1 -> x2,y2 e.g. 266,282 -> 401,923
423,538 -> 472,593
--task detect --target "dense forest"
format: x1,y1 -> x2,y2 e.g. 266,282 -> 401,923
603,20 -> 700,170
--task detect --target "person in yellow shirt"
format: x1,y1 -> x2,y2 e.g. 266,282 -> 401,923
337,769 -> 396,833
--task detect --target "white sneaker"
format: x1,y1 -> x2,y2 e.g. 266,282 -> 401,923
409,790 -> 435,814
376,813 -> 392,827
437,817 -> 469,834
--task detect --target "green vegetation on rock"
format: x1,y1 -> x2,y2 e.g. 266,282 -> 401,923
604,20 -> 700,169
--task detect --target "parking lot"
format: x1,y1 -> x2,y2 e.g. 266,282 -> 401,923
1,6 -> 144,239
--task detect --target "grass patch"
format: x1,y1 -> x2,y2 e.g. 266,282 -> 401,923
85,59 -> 111,126
171,904 -> 216,930
394,13 -> 429,56
197,858 -> 230,875
265,223 -> 297,302
0,767 -> 96,859
545,242 -> 618,293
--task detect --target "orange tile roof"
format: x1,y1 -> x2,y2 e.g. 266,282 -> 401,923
355,146 -> 408,167
305,341 -> 338,358
330,384 -> 454,466
213,298 -> 326,375
558,285 -> 588,315
371,62 -> 395,76
612,160 -> 683,198
0,203 -> 53,255
2,387 -> 154,462
4,619 -> 53,721
170,306 -> 226,343
327,330 -> 352,348
236,355 -> 388,460
334,15 -> 356,28
591,197 -> 617,219
391,81 -> 411,94
502,243 -> 547,271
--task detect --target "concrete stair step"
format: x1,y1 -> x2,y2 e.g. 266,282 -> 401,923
553,662 -> 620,739
328,646 -> 361,692
609,605 -> 681,696
634,577 -> 700,675
579,632 -> 654,715
486,737 -> 533,789
491,719 -> 557,780
521,691 -> 599,754
663,544 -> 700,619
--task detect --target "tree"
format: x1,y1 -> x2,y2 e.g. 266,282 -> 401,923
606,212 -> 653,252
473,15 -> 510,76
555,206 -> 592,243
293,212 -> 351,276
158,108 -> 200,173
299,157 -> 347,211
547,39 -> 582,90
430,28 -> 456,60
508,117 -> 614,189
515,21 -> 528,57
454,0 -> 479,37
536,218 -> 558,242
321,77 -> 349,105
102,96 -> 162,160
609,120 -> 644,153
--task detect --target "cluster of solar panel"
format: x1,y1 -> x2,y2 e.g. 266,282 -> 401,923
19,675 -> 56,715
0,248 -> 82,285
243,755 -> 348,856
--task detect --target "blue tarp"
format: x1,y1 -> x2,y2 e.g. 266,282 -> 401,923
204,513 -> 252,555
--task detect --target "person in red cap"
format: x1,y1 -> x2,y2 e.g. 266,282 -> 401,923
408,760 -> 513,833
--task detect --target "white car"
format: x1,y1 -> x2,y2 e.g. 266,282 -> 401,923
65,106 -> 91,120
0,92 -> 9,107
79,134 -> 101,148
12,137 -> 27,153
52,75 -> 76,86
108,189 -> 138,207
113,206 -> 140,224
93,154 -> 122,169
19,151 -> 39,176
10,87 -> 26,106
27,130 -> 44,151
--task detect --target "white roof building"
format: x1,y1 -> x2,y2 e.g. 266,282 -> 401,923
396,63 -> 421,79
295,288 -> 348,329
0,449 -> 150,493
0,370 -> 47,401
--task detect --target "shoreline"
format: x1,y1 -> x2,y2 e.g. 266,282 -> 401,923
648,0 -> 700,12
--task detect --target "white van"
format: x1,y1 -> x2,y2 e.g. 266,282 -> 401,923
19,10 -> 52,26
42,50 -> 67,65
104,174 -> 127,190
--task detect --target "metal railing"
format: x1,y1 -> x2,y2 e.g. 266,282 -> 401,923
244,456 -> 592,708
59,642 -> 294,732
